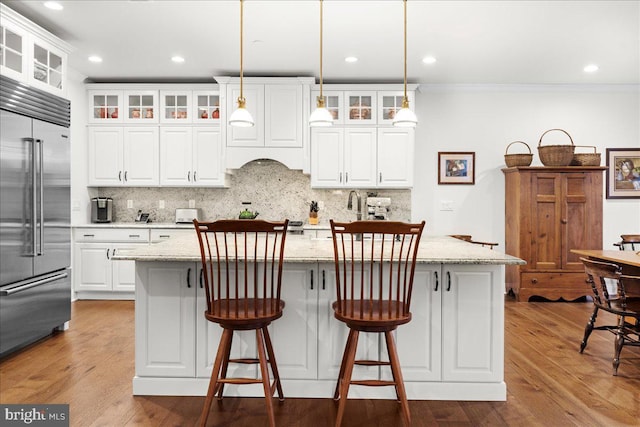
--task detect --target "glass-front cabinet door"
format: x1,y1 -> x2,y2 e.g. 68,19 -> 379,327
377,91 -> 415,125
193,91 -> 221,124
32,41 -> 64,94
88,90 -> 123,123
124,90 -> 158,123
311,90 -> 343,125
160,91 -> 192,123
344,91 -> 376,125
0,23 -> 26,80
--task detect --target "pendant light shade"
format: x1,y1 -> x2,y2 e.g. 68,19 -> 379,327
309,0 -> 333,127
393,0 -> 417,128
230,0 -> 254,128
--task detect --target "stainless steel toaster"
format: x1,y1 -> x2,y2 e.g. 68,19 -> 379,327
175,208 -> 200,224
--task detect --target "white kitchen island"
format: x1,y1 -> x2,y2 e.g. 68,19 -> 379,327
113,233 -> 524,401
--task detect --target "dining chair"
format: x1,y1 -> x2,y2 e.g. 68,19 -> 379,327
450,234 -> 499,249
193,219 -> 289,427
579,257 -> 640,375
330,219 -> 425,427
613,234 -> 640,251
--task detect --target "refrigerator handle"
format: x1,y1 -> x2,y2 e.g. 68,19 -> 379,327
26,137 -> 37,257
37,139 -> 44,256
0,271 -> 69,296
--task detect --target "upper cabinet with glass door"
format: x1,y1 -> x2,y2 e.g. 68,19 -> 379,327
160,90 -> 192,123
344,91 -> 377,125
88,90 -> 123,123
311,90 -> 343,125
193,91 -> 221,124
377,91 -> 415,125
0,5 -> 72,98
124,90 -> 158,123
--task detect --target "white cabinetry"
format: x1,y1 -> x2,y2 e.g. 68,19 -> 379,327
310,128 -> 377,188
159,126 -> 225,187
310,85 -> 416,189
0,5 -> 72,97
135,262 -> 197,377
74,228 -> 150,300
88,126 -> 159,186
217,76 -> 313,171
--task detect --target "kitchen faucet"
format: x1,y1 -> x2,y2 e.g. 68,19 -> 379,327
347,190 -> 362,221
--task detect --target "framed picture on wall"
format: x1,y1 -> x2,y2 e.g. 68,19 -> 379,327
438,152 -> 475,185
606,148 -> 640,199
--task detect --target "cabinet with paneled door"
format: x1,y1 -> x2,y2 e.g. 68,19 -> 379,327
193,91 -> 222,124
377,91 -> 415,125
311,127 -> 413,188
159,127 -> 225,187
0,5 -> 72,98
73,228 -> 150,300
88,89 -> 159,124
310,127 -> 377,188
87,126 -> 159,186
160,90 -> 193,123
503,167 -> 605,301
310,90 -> 344,124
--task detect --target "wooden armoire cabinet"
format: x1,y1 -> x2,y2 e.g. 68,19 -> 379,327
503,167 -> 606,301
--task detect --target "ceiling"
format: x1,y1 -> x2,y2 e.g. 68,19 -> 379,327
2,0 -> 639,85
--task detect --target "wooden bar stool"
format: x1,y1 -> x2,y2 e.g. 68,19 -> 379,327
329,220 -> 425,427
194,219 -> 289,427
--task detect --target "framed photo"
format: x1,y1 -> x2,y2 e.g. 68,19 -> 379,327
438,152 -> 475,185
606,148 -> 640,199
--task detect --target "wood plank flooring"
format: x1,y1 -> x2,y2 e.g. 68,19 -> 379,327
1,298 -> 639,426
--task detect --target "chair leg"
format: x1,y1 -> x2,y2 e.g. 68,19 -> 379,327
256,329 -> 276,427
580,305 -> 599,353
385,331 -> 411,427
262,326 -> 284,401
200,328 -> 233,427
333,328 -> 358,401
335,329 -> 358,427
215,331 -> 234,400
613,318 -> 625,376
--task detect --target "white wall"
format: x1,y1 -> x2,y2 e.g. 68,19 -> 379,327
412,84 -> 640,248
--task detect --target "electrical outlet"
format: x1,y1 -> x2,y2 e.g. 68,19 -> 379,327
189,199 -> 195,208
159,200 -> 165,209
440,200 -> 454,211
127,200 -> 133,209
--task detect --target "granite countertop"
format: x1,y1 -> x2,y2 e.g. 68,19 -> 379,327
112,233 -> 525,265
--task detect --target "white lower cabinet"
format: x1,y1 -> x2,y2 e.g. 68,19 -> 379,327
73,228 -> 149,299
134,261 -> 504,399
135,262 -> 197,378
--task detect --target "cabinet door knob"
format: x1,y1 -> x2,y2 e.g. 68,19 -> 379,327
186,268 -> 192,288
118,171 -> 122,181
531,278 -> 538,284
310,269 -> 314,290
434,271 -> 439,291
124,171 -> 128,182
561,219 -> 568,224
446,271 -> 452,291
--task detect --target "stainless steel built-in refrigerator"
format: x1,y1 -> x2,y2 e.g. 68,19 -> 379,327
0,75 -> 71,357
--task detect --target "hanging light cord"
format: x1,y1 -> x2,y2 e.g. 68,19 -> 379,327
403,0 -> 408,103
239,0 -> 245,103
319,0 -> 324,101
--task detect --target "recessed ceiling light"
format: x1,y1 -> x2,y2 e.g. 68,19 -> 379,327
583,64 -> 599,73
345,56 -> 358,63
171,56 -> 185,63
88,55 -> 103,63
44,2 -> 63,11
422,56 -> 437,64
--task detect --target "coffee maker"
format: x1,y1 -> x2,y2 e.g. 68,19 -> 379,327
366,197 -> 391,220
91,197 -> 113,223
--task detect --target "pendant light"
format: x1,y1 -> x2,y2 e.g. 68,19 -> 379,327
393,0 -> 418,128
229,0 -> 254,127
309,0 -> 333,127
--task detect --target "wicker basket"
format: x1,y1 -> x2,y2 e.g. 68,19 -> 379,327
504,141 -> 533,167
538,128 -> 575,166
570,145 -> 601,166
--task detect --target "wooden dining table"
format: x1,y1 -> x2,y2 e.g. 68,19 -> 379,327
571,249 -> 640,296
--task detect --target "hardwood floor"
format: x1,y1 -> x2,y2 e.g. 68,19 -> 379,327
1,298 -> 639,426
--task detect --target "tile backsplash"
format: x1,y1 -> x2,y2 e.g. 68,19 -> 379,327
98,160 -> 411,224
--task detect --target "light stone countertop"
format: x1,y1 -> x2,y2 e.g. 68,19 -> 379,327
73,223 -> 194,229
112,233 -> 525,265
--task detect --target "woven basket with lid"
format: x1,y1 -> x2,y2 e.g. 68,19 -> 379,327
538,128 -> 575,166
